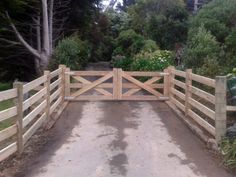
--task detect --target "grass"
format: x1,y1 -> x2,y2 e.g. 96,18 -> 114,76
0,82 -> 15,131
0,82 -> 11,91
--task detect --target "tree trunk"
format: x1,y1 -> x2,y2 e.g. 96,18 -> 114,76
42,0 -> 50,58
49,0 -> 54,55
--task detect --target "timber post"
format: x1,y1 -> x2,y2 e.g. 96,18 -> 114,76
65,67 -> 70,98
59,65 -> 66,102
164,68 -> 169,98
185,69 -> 192,116
215,76 -> 227,143
168,66 -> 175,100
44,70 -> 50,123
13,82 -> 24,155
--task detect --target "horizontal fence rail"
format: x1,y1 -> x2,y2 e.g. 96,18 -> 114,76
0,65 -> 66,162
167,66 -> 227,143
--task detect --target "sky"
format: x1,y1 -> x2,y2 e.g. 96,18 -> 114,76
102,0 -> 123,9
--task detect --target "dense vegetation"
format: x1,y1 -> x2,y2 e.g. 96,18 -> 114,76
0,0 -> 236,80
184,0 -> 236,77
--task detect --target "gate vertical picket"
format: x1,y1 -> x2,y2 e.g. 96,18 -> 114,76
113,68 -> 118,99
117,69 -> 122,100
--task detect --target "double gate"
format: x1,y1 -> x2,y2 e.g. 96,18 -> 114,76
65,68 -> 169,101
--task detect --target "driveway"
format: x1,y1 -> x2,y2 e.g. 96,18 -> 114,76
20,101 -> 232,177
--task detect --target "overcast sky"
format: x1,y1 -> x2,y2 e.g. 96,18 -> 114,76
102,0 -> 123,8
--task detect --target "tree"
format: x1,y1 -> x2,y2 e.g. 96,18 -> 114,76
128,0 -> 188,49
183,25 -> 222,77
189,0 -> 236,43
0,0 -> 72,76
187,0 -> 236,75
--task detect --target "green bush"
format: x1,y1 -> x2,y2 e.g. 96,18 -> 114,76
141,40 -> 159,53
189,0 -> 236,43
0,83 -> 11,91
183,25 -> 222,76
113,56 -> 133,71
131,50 -> 173,71
114,29 -> 145,57
53,36 -> 91,70
128,0 -> 188,49
221,138 -> 236,168
196,58 -> 222,78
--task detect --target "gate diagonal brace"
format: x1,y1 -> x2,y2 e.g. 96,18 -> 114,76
72,76 -> 112,96
71,72 -> 113,98
122,72 -> 162,97
123,76 -> 162,96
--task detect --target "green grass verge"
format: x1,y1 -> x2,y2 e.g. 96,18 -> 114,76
0,82 -> 11,91
0,100 -> 15,131
0,83 -> 15,131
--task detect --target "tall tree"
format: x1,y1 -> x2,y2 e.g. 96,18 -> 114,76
0,0 -> 71,76
128,0 -> 188,49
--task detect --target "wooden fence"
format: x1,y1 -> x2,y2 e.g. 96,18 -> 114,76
0,65 -> 66,162
166,66 -> 227,143
0,65 -> 231,162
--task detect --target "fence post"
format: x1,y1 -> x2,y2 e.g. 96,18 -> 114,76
164,68 -> 169,97
113,68 -> 118,99
44,71 -> 50,123
113,68 -> 122,100
59,65 -> 66,102
13,82 -> 24,155
117,68 -> 122,100
65,67 -> 70,99
185,69 -> 192,116
215,76 -> 227,143
168,66 -> 175,100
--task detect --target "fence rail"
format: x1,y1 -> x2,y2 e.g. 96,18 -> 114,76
167,66 -> 227,142
0,65 -> 66,162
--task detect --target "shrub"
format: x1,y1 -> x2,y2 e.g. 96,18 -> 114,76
189,0 -> 236,43
131,50 -> 173,71
53,36 -> 90,70
196,58 -> 222,78
114,29 -> 145,57
141,40 -> 159,53
0,83 -> 11,91
221,138 -> 236,168
112,56 -> 133,71
183,25 -> 222,76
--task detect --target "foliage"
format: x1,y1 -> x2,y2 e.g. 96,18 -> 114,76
186,0 -> 236,77
141,40 -> 159,53
221,138 -> 236,168
113,49 -> 173,72
183,25 -> 222,77
113,56 -> 133,71
114,29 -> 145,57
227,68 -> 236,78
131,50 -> 173,71
128,0 -> 188,49
0,82 -> 11,91
53,36 -> 90,70
196,58 -> 222,78
189,0 -> 236,43
105,9 -> 130,38
225,29 -> 236,54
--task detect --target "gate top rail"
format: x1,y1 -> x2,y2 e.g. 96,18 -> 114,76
66,71 -> 111,76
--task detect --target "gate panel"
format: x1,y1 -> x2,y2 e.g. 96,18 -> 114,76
65,69 -> 169,101
65,70 -> 114,101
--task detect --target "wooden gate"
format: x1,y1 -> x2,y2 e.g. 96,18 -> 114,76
65,68 -> 169,101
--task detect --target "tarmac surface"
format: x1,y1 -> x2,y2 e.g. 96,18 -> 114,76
22,101 -> 232,177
